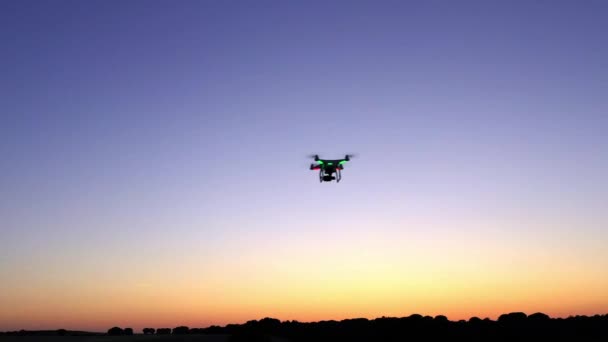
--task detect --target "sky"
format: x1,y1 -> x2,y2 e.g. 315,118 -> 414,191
1,0 -> 607,332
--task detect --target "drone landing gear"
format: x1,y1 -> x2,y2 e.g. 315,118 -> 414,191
336,168 -> 341,183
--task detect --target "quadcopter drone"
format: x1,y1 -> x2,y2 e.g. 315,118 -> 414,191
309,154 -> 355,182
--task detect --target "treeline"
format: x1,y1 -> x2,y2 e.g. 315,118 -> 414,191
2,312 -> 607,341
223,313 -> 608,341
107,326 -> 198,335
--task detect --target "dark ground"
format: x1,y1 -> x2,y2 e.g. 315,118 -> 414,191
0,335 -> 233,342
2,313 -> 608,341
0,335 -> 290,342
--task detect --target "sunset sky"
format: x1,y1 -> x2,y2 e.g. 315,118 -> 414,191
1,0 -> 607,332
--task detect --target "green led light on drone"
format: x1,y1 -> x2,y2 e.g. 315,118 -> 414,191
317,160 -> 324,164
327,162 -> 333,165
339,160 -> 347,164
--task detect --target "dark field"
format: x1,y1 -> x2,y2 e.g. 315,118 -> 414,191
0,335 -> 232,342
2,313 -> 608,342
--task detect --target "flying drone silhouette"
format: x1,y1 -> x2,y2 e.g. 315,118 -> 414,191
309,154 -> 356,182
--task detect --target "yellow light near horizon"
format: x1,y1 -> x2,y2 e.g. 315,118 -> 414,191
2,218 -> 608,331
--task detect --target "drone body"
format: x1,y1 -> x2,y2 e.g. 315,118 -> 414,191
309,154 -> 354,182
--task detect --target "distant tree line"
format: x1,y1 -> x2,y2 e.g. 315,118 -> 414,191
2,312 -> 607,341
223,313 -> 608,342
107,325 -> 198,335
107,327 -> 133,335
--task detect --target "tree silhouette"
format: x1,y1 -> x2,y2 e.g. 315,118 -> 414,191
498,312 -> 527,325
529,312 -> 550,321
142,328 -> 155,334
172,326 -> 190,334
107,327 -> 123,336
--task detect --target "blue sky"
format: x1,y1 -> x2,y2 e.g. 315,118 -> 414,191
1,0 -> 607,330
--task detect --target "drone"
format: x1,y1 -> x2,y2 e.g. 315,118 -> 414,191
309,154 -> 355,182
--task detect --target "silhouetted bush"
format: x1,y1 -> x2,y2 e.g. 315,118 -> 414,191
205,325 -> 224,334
142,328 -> 155,334
124,327 -> 133,335
107,327 -> 123,335
408,313 -> 423,320
528,312 -> 550,321
434,315 -> 448,323
56,329 -> 67,336
172,326 -> 189,334
498,311 -> 527,325
469,316 -> 482,323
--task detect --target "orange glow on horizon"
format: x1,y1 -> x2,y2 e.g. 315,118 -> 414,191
2,237 -> 607,332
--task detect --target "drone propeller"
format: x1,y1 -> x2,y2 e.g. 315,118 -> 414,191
306,154 -> 320,161
344,153 -> 358,161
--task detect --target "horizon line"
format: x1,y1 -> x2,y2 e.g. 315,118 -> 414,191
4,310 -> 608,334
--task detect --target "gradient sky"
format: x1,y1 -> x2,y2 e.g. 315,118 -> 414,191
1,0 -> 607,332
